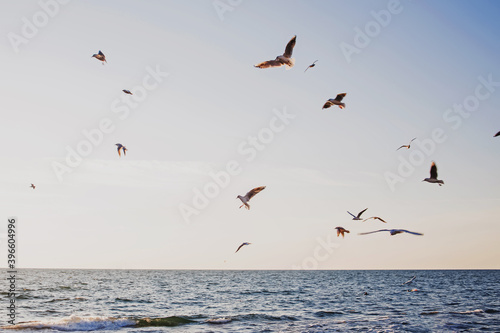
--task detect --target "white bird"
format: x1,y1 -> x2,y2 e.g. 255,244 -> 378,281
255,36 -> 296,70
237,186 -> 266,210
402,276 -> 416,285
362,216 -> 387,223
304,60 -> 318,72
235,242 -> 251,253
347,208 -> 368,220
397,138 -> 417,150
358,229 -> 423,236
423,161 -> 444,186
323,93 -> 347,109
335,227 -> 350,238
92,50 -> 107,64
115,143 -> 127,157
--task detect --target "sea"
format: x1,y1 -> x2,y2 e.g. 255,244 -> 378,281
1,269 -> 499,332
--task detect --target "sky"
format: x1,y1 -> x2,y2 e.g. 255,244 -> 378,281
0,0 -> 499,270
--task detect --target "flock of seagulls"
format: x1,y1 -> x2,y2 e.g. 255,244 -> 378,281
30,35 -> 497,262
88,40 -> 432,253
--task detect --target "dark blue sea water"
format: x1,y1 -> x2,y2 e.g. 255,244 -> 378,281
1,270 -> 499,332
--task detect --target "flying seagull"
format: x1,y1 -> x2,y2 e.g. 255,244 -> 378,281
92,50 -> 107,64
122,90 -> 133,95
423,161 -> 444,186
235,242 -> 251,253
358,229 -> 423,236
402,276 -> 416,285
362,216 -> 387,223
115,143 -> 127,157
335,227 -> 350,238
304,60 -> 318,72
323,93 -> 347,109
494,131 -> 500,137
237,186 -> 266,210
347,208 -> 368,220
255,35 -> 296,70
397,138 -> 417,151
30,183 -> 36,190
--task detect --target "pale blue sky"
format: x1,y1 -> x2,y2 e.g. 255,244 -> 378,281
0,0 -> 499,269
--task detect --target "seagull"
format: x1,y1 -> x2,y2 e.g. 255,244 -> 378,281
30,183 -> 36,190
347,208 -> 368,220
304,60 -> 318,72
122,90 -> 133,95
335,227 -> 350,238
92,50 -> 107,64
362,216 -> 387,223
235,242 -> 251,253
322,93 -> 347,109
423,161 -> 444,186
397,138 -> 417,151
358,229 -> 423,236
115,143 -> 127,157
237,186 -> 266,210
255,35 -> 296,70
494,131 -> 500,137
402,276 -> 416,285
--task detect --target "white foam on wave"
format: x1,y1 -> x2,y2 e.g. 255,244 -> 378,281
206,317 -> 232,324
453,309 -> 484,315
4,315 -> 135,331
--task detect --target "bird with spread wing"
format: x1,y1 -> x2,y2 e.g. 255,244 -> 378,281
237,186 -> 266,210
255,36 -> 296,70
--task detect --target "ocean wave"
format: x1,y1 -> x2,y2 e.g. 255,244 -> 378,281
2,315 -> 193,331
232,313 -> 299,322
46,298 -> 71,303
134,316 -> 193,327
3,316 -> 135,331
115,297 -> 153,304
15,295 -> 33,300
314,311 -> 344,317
420,311 -> 440,315
450,309 -> 484,315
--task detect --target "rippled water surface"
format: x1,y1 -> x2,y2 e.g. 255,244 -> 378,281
1,270 -> 499,332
